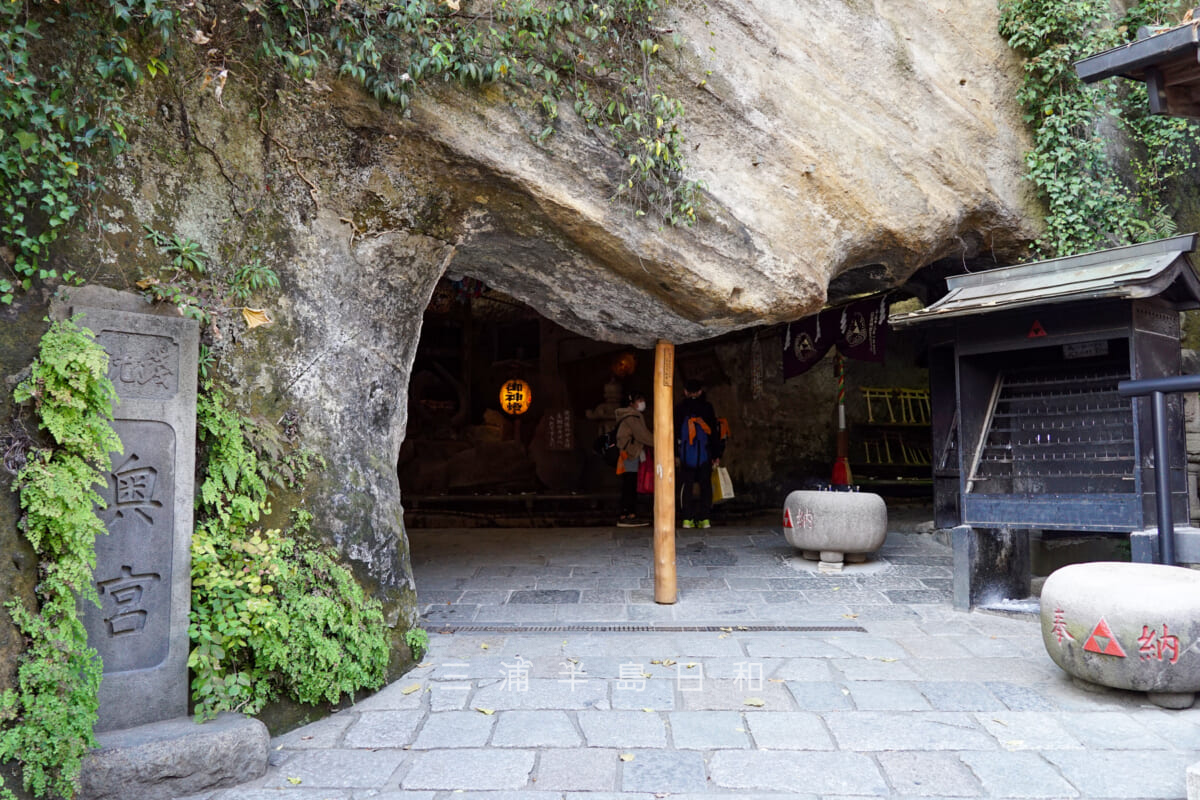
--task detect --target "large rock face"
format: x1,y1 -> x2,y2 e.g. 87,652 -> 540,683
2,0 -> 1039,671
397,0 -> 1040,344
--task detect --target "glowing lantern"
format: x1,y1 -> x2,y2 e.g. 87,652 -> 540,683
500,379 -> 532,415
612,351 -> 637,377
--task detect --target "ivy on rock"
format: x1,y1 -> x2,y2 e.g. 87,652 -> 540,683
999,0 -> 1199,257
1,0 -> 701,306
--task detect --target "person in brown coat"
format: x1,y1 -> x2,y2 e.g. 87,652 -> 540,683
614,393 -> 654,527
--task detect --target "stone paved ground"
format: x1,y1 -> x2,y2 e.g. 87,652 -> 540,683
188,512 -> 1200,799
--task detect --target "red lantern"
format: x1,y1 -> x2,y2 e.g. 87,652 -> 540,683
612,352 -> 637,377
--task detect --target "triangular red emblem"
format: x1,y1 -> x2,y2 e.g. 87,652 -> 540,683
1083,617 -> 1127,657
783,508 -> 793,529
1028,320 -> 1047,338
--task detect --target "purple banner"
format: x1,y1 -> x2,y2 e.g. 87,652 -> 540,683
835,296 -> 889,363
783,296 -> 890,379
783,309 -> 837,379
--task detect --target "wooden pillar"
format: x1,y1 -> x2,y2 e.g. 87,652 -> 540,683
653,340 -> 677,604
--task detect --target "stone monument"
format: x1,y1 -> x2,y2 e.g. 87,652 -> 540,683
66,296 -> 197,732
58,291 -> 268,800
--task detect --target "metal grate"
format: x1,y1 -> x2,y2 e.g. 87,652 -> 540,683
968,365 -> 1135,495
431,624 -> 868,634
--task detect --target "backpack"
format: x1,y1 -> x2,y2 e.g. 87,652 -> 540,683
593,427 -> 620,467
677,416 -> 712,468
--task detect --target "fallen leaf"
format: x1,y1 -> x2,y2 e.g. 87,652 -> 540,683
661,659 -> 677,667
300,735 -> 313,741
736,625 -> 748,631
743,698 -> 766,707
135,277 -> 159,289
445,0 -> 460,9
1004,739 -> 1025,749
718,633 -> 730,640
418,662 -> 432,668
287,777 -> 302,785
400,683 -> 421,695
642,672 -> 653,679
768,678 -> 785,683
619,753 -> 635,762
832,586 -> 841,591
991,718 -> 1008,726
686,663 -> 698,669
650,659 -> 663,665
843,613 -> 859,619
719,627 -> 733,633
242,307 -> 272,328
190,29 -> 211,44
474,707 -> 495,715
480,643 -> 489,650
642,707 -> 654,713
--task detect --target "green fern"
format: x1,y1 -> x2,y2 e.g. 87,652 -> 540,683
2,317 -> 119,800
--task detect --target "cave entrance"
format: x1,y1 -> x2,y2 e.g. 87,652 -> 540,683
399,277 -> 940,622
399,275 -> 654,528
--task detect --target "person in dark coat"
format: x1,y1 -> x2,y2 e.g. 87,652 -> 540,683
674,379 -> 724,529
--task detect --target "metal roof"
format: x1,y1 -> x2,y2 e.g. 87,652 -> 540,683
889,234 -> 1200,329
1076,21 -> 1200,83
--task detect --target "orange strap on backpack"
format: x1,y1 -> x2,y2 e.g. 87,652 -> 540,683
686,417 -> 712,445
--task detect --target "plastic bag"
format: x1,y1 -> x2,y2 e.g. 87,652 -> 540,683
711,465 -> 734,502
637,449 -> 655,494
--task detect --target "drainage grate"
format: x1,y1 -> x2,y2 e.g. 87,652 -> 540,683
430,624 -> 867,634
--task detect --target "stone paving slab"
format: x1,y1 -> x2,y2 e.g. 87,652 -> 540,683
824,711 -> 998,751
742,710 -> 836,750
959,751 -> 1079,798
535,748 -> 619,791
844,679 -> 932,711
206,523 -> 1200,799
410,710 -> 494,749
876,751 -> 984,797
619,750 -> 708,793
341,710 -> 425,749
707,750 -> 890,794
974,711 -> 1086,750
491,710 -> 581,748
666,710 -> 751,749
784,680 -> 854,711
916,681 -> 1006,712
262,749 -> 407,789
578,710 -> 667,747
400,749 -> 536,791
1045,750 -> 1196,798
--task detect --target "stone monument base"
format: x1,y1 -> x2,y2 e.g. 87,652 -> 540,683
79,712 -> 268,800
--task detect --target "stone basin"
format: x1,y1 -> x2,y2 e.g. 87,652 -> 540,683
782,490 -> 888,573
1040,561 -> 1200,709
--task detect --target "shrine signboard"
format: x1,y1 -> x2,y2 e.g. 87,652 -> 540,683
72,303 -> 198,732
